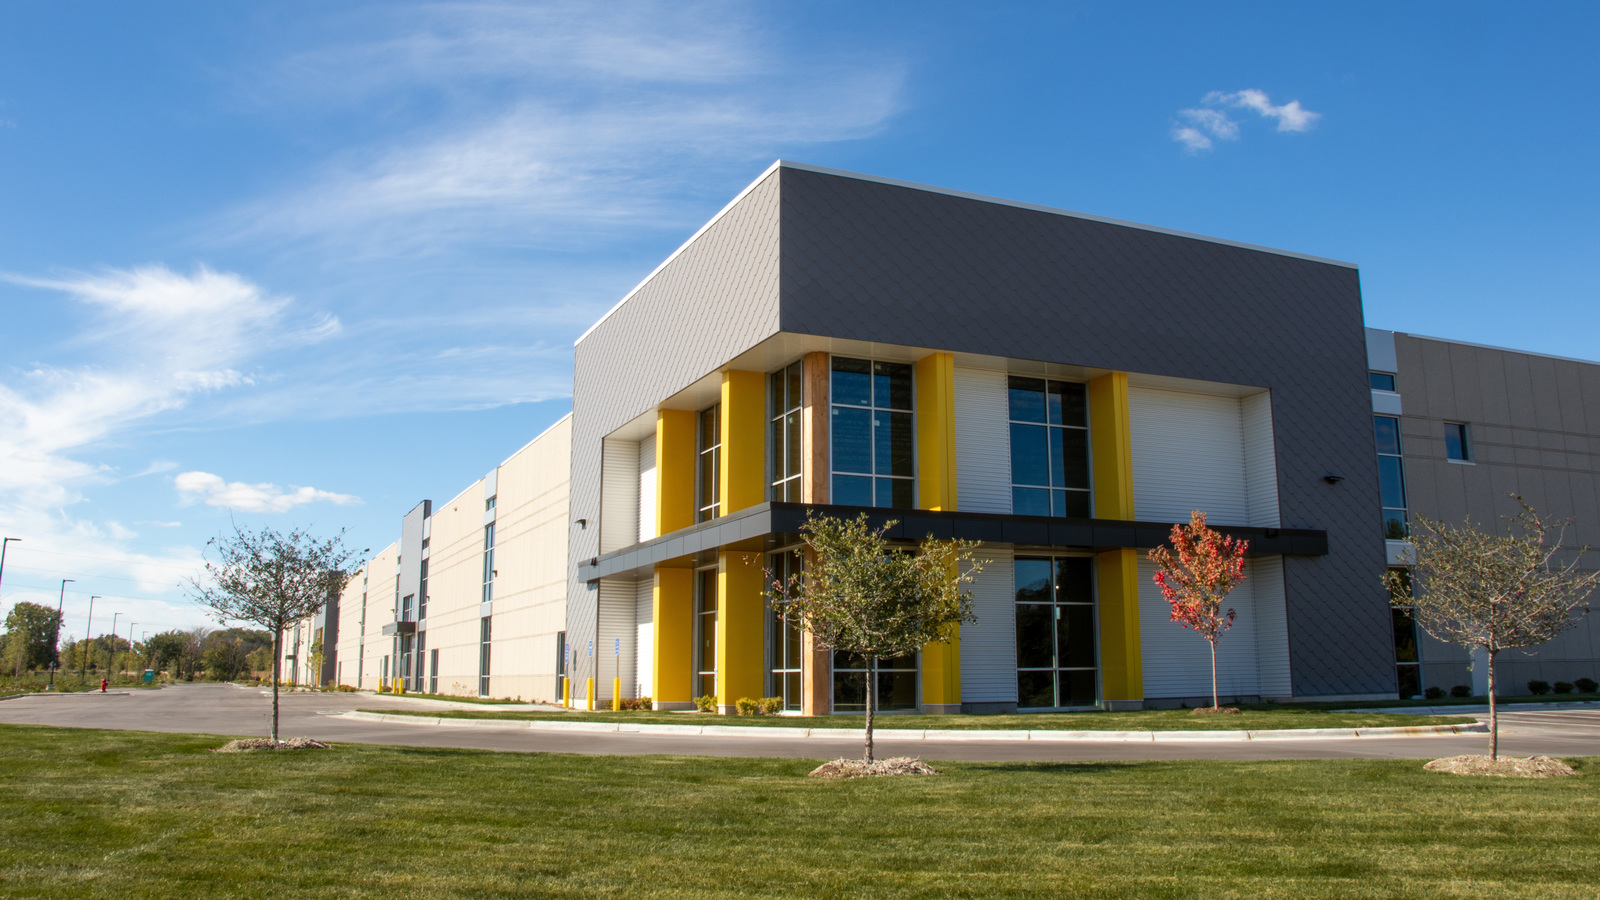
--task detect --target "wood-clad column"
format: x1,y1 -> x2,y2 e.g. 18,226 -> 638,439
800,352 -> 832,714
651,567 -> 694,710
915,352 -> 962,713
1088,371 -> 1144,710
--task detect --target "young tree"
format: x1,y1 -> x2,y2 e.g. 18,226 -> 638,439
763,513 -> 984,763
5,601 -> 65,677
1147,511 -> 1249,711
187,525 -> 358,741
1388,499 -> 1600,760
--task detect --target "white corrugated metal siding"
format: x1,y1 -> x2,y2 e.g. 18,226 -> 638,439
635,577 -> 654,698
1129,388 -> 1248,525
600,437 -> 639,553
597,577 -> 637,700
960,546 -> 1016,702
1241,391 -> 1280,527
1137,558 -> 1262,700
637,437 -> 657,543
1249,556 -> 1291,698
954,367 -> 1011,514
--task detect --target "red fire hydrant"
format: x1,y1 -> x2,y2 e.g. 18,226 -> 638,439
100,678 -> 108,693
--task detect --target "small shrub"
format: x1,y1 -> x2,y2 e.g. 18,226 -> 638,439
378,684 -> 392,694
1424,686 -> 1445,700
1450,685 -> 1472,698
1528,680 -> 1551,695
1575,677 -> 1598,693
637,696 -> 652,711
618,696 -> 654,711
758,696 -> 783,715
693,694 -> 716,713
735,697 -> 759,716
1553,681 -> 1575,695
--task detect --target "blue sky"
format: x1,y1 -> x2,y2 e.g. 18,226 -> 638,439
1,1 -> 1596,639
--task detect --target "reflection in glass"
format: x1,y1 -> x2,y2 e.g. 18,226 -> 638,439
832,357 -> 872,407
832,407 -> 872,473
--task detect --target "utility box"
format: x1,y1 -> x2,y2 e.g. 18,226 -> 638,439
142,669 -> 154,683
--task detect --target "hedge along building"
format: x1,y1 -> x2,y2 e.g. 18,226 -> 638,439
296,161 -> 1600,711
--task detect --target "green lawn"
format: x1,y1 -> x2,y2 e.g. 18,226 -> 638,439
361,705 -> 1477,731
0,724 -> 1594,898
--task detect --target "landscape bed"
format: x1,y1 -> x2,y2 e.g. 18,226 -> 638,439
3,724 -> 1595,898
357,706 -> 1478,732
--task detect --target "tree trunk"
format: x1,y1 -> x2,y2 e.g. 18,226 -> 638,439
864,656 -> 876,764
271,630 -> 282,742
1210,640 -> 1220,710
1486,648 -> 1499,761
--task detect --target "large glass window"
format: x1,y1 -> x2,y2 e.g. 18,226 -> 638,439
1389,568 -> 1421,699
832,651 -> 918,712
481,523 -> 496,603
698,405 -> 722,522
478,616 -> 492,697
1014,556 -> 1098,708
1375,416 -> 1408,538
767,549 -> 804,711
831,357 -> 914,508
418,559 -> 428,620
1008,377 -> 1091,517
695,568 -> 718,699
769,362 -> 805,501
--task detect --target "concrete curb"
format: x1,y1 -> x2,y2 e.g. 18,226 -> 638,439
333,711 -> 1487,742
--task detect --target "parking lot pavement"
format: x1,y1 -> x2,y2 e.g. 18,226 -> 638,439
5,682 -> 1600,762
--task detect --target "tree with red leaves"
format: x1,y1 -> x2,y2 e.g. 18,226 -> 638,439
1148,511 -> 1248,710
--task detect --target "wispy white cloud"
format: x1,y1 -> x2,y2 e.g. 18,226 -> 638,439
174,471 -> 361,514
1171,89 -> 1320,153
219,4 -> 904,254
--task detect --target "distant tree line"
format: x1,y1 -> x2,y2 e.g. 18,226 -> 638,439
2,603 -> 272,683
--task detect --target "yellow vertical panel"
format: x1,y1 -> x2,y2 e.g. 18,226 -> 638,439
715,551 -> 765,713
720,370 -> 767,516
1087,372 -> 1135,520
656,410 -> 696,535
914,352 -> 958,512
1096,547 -> 1144,705
652,567 -> 694,706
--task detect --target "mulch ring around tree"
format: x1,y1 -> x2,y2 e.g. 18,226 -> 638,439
1424,755 -> 1576,778
212,737 -> 332,753
1190,706 -> 1241,715
808,757 -> 938,779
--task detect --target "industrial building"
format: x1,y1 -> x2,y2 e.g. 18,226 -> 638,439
287,161 -> 1600,712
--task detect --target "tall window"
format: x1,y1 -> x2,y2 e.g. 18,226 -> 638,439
478,616 -> 492,697
767,549 -> 803,711
698,405 -> 722,522
481,523 -> 496,603
428,649 -> 439,694
1015,557 -> 1098,708
695,568 -> 718,698
1375,416 -> 1408,538
769,362 -> 804,501
1389,568 -> 1421,698
830,357 -> 913,508
418,559 -> 428,620
1445,422 -> 1471,461
833,651 -> 918,712
413,632 -> 426,692
400,594 -> 414,622
1008,377 -> 1090,517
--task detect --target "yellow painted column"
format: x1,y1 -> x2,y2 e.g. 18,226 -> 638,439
1088,372 -> 1143,709
715,551 -> 765,714
651,567 -> 694,710
656,410 -> 697,535
915,352 -> 962,712
719,370 -> 766,516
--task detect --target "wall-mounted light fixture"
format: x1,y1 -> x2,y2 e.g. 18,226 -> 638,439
1323,474 -> 1344,485
577,518 -> 589,528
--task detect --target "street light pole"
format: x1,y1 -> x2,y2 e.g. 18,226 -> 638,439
122,622 -> 135,681
0,536 -> 19,611
47,578 -> 74,691
80,595 -> 100,681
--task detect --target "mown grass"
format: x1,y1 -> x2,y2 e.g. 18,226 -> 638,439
1,724 -> 1595,898
363,705 -> 1477,731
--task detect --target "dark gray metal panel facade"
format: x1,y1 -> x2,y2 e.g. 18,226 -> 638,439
1394,332 -> 1600,689
775,165 -> 1391,697
567,170 -> 783,687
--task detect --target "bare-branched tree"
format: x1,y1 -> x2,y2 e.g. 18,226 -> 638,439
1388,497 -> 1600,759
187,525 -> 359,741
762,512 -> 984,763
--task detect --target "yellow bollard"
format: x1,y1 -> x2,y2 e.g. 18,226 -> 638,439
612,677 -> 621,711
562,676 -> 570,708
585,677 -> 594,711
